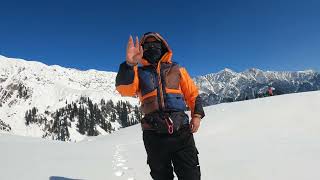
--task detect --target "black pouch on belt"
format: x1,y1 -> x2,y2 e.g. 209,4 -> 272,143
141,111 -> 189,134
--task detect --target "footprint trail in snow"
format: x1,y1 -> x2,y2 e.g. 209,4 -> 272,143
112,144 -> 135,180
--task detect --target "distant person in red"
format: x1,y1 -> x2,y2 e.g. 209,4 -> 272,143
268,86 -> 274,96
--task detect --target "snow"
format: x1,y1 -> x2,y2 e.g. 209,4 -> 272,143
194,66 -> 318,99
0,55 -> 138,140
1,54 -> 319,141
1,91 -> 320,179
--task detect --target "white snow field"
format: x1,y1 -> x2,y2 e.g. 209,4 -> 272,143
1,91 -> 320,180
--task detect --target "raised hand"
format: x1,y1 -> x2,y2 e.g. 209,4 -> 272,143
126,35 -> 143,66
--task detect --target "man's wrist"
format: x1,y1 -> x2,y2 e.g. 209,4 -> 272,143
193,114 -> 202,119
126,61 -> 137,66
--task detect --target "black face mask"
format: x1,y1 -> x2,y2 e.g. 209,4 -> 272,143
143,48 -> 162,64
143,42 -> 163,64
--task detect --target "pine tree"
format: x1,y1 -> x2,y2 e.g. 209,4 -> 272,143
60,116 -> 69,141
110,111 -> 117,123
121,102 -> 129,127
77,105 -> 86,135
134,105 -> 142,123
106,121 -> 112,133
25,110 -> 32,125
52,110 -> 60,136
31,107 -> 37,123
105,100 -> 114,114
101,99 -> 105,106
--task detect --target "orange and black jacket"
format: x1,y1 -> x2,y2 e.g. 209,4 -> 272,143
115,33 -> 205,119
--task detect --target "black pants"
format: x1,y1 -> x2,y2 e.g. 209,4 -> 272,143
143,126 -> 201,180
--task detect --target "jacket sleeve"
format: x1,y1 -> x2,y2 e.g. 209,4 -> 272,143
115,62 -> 139,97
179,67 -> 205,118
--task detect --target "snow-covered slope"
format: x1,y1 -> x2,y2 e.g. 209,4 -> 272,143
1,91 -> 320,180
0,55 -> 138,141
1,54 -> 320,142
194,68 -> 320,105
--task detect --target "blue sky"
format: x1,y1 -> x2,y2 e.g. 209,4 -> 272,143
0,0 -> 320,76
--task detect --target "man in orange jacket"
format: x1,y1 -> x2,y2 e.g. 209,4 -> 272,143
116,32 -> 205,180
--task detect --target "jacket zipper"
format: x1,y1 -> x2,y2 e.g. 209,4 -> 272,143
156,62 -> 165,110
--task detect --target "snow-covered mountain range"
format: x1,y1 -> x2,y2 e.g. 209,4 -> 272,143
0,55 -> 138,142
194,68 -> 320,105
1,54 -> 319,141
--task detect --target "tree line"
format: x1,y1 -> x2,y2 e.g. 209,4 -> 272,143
25,97 -> 142,141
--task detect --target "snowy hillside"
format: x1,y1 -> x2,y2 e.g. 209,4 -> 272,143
0,55 -> 138,141
194,68 -> 320,105
1,91 -> 320,180
1,54 -> 320,142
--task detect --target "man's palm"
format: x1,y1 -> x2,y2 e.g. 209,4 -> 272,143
126,36 -> 143,65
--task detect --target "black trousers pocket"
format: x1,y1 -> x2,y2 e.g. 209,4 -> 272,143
172,133 -> 201,180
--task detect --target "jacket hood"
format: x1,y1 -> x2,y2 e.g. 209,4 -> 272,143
140,32 -> 173,66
